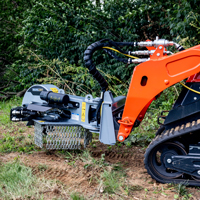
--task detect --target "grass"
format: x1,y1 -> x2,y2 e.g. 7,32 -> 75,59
38,163 -> 48,171
0,161 -> 73,200
0,97 -> 39,153
0,97 -> 22,125
0,161 -> 74,200
0,130 -> 37,153
0,161 -> 45,199
171,182 -> 193,199
70,192 -> 86,200
100,170 -> 124,194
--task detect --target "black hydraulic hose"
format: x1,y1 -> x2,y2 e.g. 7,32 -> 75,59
115,42 -> 138,47
108,40 -> 128,54
84,40 -> 138,91
84,41 -> 109,92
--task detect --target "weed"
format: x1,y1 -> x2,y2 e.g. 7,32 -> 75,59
112,164 -> 123,172
116,142 -> 122,147
124,131 -> 155,147
68,161 -> 76,166
81,150 -> 91,162
18,128 -> 24,133
99,166 -> 126,194
91,144 -> 97,148
65,151 -> 74,160
38,164 -> 48,171
70,192 -> 85,200
100,170 -> 121,193
107,146 -> 112,151
123,184 -> 143,196
171,182 -> 193,200
84,163 -> 92,169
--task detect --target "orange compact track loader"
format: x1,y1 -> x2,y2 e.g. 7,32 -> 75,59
10,37 -> 200,185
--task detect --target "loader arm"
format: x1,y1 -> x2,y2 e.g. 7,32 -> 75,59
117,44 -> 200,141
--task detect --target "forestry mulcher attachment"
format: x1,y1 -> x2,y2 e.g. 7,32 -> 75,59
10,37 -> 200,186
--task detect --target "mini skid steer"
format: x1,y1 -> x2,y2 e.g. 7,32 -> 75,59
10,37 -> 200,186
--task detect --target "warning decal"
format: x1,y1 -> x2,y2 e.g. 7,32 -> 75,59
50,88 -> 58,93
81,102 -> 86,122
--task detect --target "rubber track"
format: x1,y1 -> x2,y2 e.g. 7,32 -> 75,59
144,119 -> 200,186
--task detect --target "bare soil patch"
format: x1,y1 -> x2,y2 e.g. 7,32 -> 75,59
1,141 -> 200,199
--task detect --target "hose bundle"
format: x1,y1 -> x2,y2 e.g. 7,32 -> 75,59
84,40 -> 137,92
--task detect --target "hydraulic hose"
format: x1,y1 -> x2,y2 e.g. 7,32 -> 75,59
84,40 -> 139,91
84,41 -> 109,92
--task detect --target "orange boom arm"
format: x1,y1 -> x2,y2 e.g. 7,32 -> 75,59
117,44 -> 200,141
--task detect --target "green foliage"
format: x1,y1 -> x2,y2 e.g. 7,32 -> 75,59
2,0 -> 200,94
0,0 -> 33,90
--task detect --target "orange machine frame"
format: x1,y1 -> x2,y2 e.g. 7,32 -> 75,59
117,44 -> 200,142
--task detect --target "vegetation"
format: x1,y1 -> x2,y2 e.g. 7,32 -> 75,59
0,161 -> 67,200
0,162 -> 37,199
0,99 -> 195,199
1,0 -> 199,137
1,0 -> 200,97
0,1 -> 200,199
70,192 -> 86,200
0,98 -> 37,153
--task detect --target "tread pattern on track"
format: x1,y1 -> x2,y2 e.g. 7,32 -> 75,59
144,119 -> 200,186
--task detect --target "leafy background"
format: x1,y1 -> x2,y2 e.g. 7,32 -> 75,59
1,0 -> 200,100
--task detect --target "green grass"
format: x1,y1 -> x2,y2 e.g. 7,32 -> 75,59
0,97 -> 22,125
98,164 -> 126,194
70,192 -> 86,200
171,182 -> 193,199
0,161 -> 68,200
38,163 -> 48,171
0,97 -> 39,153
0,161 -> 39,199
0,131 -> 37,153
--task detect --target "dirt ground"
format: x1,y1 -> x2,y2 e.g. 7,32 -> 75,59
1,140 -> 200,200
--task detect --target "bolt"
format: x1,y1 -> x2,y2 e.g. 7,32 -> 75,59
197,170 -> 200,175
118,136 -> 124,141
167,159 -> 172,163
157,53 -> 160,56
164,80 -> 169,85
194,97 -> 197,100
159,46 -> 162,50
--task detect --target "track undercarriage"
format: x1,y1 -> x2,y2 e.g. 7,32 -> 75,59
145,122 -> 200,186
